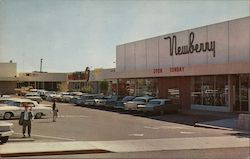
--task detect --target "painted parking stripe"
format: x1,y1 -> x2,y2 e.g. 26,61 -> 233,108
58,115 -> 88,118
180,131 -> 194,134
14,133 -> 76,141
128,134 -> 144,137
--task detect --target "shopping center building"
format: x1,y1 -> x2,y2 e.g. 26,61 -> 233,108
114,16 -> 250,113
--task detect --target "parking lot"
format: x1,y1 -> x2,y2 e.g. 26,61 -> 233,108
6,101 -> 235,143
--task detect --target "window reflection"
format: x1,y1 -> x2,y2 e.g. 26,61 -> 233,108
191,75 -> 228,107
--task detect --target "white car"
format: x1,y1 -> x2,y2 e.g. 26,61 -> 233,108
0,121 -> 14,144
24,92 -> 43,103
0,99 -> 52,119
124,96 -> 155,111
137,99 -> 179,114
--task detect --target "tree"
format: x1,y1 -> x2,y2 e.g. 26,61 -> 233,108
58,82 -> 68,92
81,85 -> 93,94
100,80 -> 109,95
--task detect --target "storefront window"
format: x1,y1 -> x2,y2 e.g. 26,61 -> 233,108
191,75 -> 228,107
202,76 -> 215,106
118,78 -> 158,97
215,76 -> 228,106
191,76 -> 202,105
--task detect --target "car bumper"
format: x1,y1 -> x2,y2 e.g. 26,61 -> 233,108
137,107 -> 154,112
0,130 -> 14,137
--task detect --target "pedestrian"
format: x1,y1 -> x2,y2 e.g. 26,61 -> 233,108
19,103 -> 34,138
52,100 -> 58,122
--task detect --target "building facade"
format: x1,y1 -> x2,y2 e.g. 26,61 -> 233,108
0,62 -> 17,94
114,16 -> 250,113
17,72 -> 68,91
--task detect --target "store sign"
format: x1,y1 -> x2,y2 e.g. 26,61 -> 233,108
170,67 -> 184,73
153,68 -> 163,74
164,32 -> 216,57
68,67 -> 90,81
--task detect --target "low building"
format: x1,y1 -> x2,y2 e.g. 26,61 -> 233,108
17,72 -> 68,91
68,68 -> 116,94
0,62 -> 17,94
113,16 -> 250,113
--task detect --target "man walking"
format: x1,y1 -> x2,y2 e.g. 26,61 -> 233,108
19,103 -> 34,138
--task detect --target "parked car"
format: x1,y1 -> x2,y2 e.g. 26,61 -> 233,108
137,99 -> 179,114
23,92 -> 43,103
69,95 -> 82,104
0,99 -> 52,119
124,96 -> 155,111
61,94 -> 74,103
113,96 -> 135,109
0,97 -> 16,104
105,96 -> 123,108
37,89 -> 48,100
75,94 -> 93,106
92,95 -> 109,106
0,121 -> 14,144
45,92 -> 61,102
82,94 -> 99,106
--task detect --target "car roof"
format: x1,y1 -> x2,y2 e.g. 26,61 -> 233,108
134,96 -> 155,100
7,98 -> 33,103
150,99 -> 171,102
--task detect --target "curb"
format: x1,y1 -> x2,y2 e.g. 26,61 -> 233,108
0,149 -> 112,157
9,138 -> 35,142
194,123 -> 234,131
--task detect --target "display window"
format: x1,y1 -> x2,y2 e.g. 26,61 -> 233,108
191,75 -> 228,107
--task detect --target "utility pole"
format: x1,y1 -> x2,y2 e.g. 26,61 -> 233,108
40,58 -> 43,72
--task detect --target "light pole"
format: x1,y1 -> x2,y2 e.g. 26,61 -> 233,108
40,58 -> 43,72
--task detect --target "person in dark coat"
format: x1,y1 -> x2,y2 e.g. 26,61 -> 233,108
19,103 -> 34,138
52,100 -> 58,122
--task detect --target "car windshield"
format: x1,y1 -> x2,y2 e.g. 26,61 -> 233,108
122,96 -> 135,102
132,98 -> 146,102
6,101 -> 20,107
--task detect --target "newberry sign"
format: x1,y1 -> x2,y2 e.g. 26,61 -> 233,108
116,17 -> 249,73
164,32 -> 216,57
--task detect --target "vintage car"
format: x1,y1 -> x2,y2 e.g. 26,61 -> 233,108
23,92 -> 43,103
137,99 -> 179,114
0,121 -> 14,144
0,99 -> 52,119
113,96 -> 135,109
124,96 -> 155,111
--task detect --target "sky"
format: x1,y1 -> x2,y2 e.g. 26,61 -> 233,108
0,0 -> 249,72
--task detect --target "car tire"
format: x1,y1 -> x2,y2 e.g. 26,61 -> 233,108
35,113 -> 42,119
1,136 -> 9,144
3,112 -> 12,120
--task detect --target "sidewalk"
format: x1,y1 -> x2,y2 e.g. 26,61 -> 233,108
1,135 -> 249,157
195,118 -> 238,130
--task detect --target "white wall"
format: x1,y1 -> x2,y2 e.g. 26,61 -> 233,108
116,16 -> 250,72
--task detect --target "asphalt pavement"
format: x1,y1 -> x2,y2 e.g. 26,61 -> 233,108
2,102 -> 250,158
7,102 -> 238,142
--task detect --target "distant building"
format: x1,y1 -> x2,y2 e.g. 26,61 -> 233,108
17,72 -> 68,91
0,62 -> 17,94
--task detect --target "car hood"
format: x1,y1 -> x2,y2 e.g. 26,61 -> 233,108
0,105 -> 16,110
37,104 -> 51,107
0,121 -> 13,127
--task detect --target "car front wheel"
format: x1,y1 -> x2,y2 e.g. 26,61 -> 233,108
35,113 -> 42,119
1,136 -> 9,144
3,112 -> 12,120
